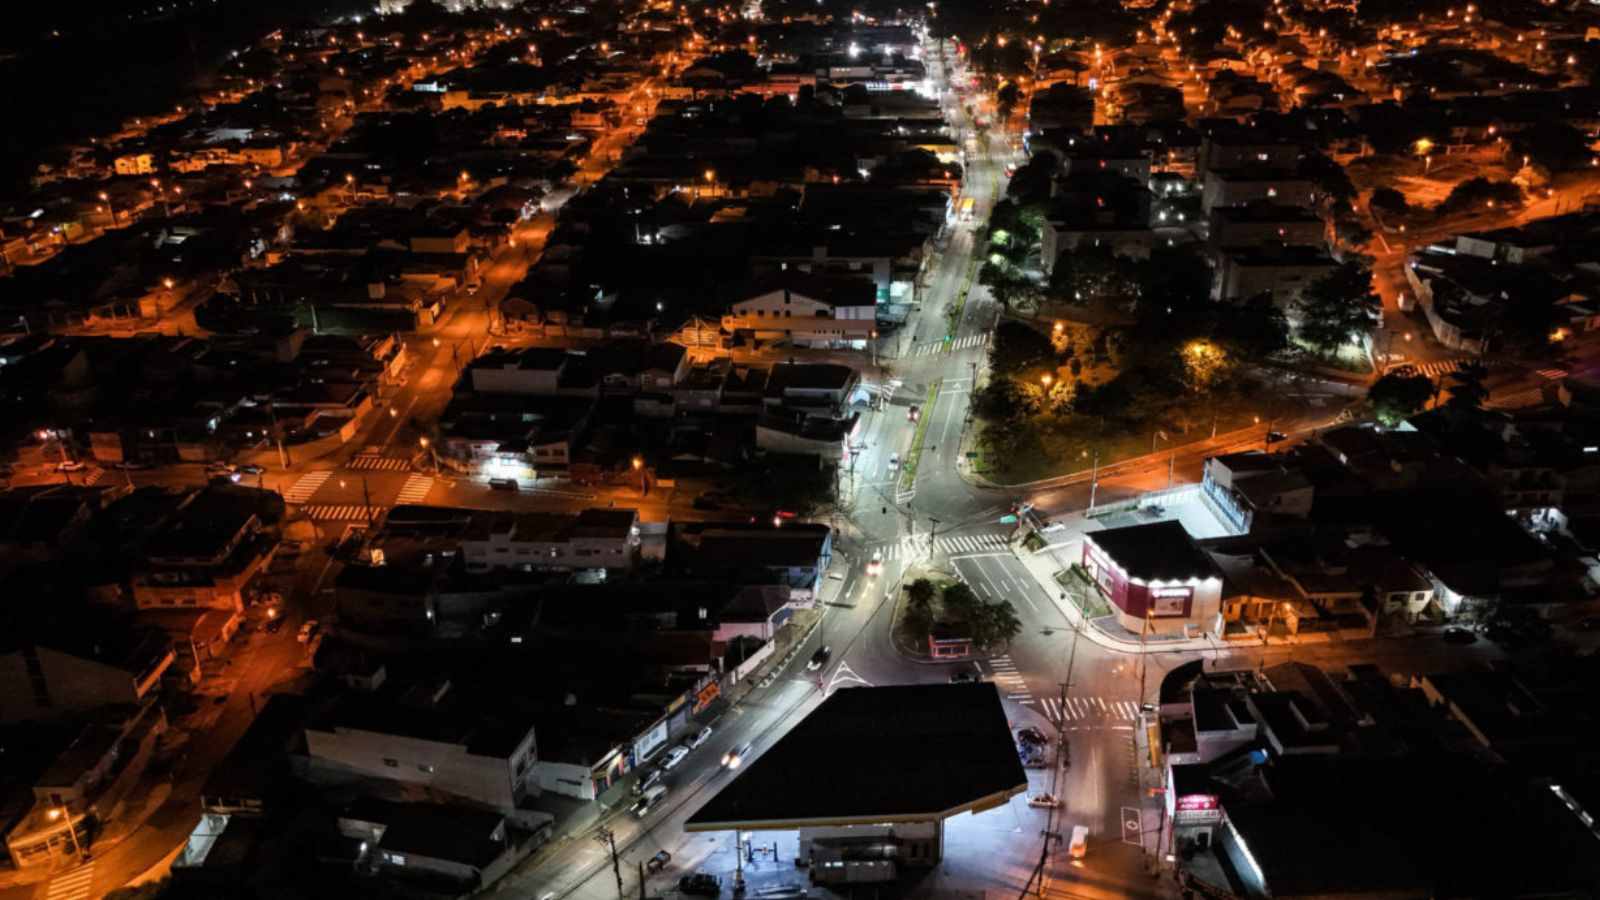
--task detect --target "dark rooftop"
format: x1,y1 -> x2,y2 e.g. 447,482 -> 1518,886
685,684 -> 1026,830
1085,520 -> 1218,582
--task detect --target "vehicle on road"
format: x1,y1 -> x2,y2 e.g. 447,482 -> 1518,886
887,453 -> 900,471
207,462 -> 236,474
807,645 -> 832,671
646,850 -> 672,873
56,460 -> 87,472
678,873 -> 721,896
488,477 -> 519,491
660,745 -> 690,770
1069,825 -> 1089,859
265,617 -> 285,634
635,767 -> 664,794
1265,431 -> 1289,444
297,620 -> 321,643
237,463 -> 265,475
1442,627 -> 1477,644
689,725 -> 714,748
630,784 -> 668,818
1016,727 -> 1048,747
722,743 -> 752,769
949,670 -> 980,684
1027,793 -> 1059,808
907,404 -> 920,423
867,549 -> 883,577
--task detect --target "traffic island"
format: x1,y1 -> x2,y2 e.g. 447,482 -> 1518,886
888,569 -> 1021,663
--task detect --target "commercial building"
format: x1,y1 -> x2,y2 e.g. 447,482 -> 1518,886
1081,521 -> 1224,636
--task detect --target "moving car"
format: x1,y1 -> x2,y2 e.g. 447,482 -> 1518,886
1265,431 -> 1289,444
887,453 -> 900,471
867,549 -> 883,577
1027,793 -> 1059,808
237,463 -> 265,475
1069,825 -> 1089,859
488,477 -> 519,491
689,725 -> 714,748
1016,727 -> 1049,747
634,767 -> 664,794
806,645 -> 832,671
660,745 -> 690,771
678,873 -> 721,896
949,670 -> 980,684
646,850 -> 672,873
630,784 -> 668,818
721,743 -> 752,769
56,460 -> 86,472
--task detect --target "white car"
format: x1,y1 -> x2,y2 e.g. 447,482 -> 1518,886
887,453 -> 900,471
689,726 -> 714,749
660,745 -> 690,771
867,549 -> 883,577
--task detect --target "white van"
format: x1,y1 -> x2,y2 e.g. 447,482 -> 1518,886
1068,825 -> 1089,859
631,784 -> 668,818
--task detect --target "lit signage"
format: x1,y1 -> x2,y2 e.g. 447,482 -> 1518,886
1177,794 -> 1218,811
1152,587 -> 1192,598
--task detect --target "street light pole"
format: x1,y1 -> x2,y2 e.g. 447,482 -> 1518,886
1087,449 -> 1100,513
594,827 -> 624,898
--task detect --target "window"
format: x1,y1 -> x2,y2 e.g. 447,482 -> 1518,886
383,758 -> 399,768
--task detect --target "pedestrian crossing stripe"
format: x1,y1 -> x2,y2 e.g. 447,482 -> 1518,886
1038,697 -> 1143,723
912,334 -> 990,356
80,469 -> 104,485
303,504 -> 386,521
876,532 -> 1010,561
395,474 -> 434,505
1394,359 -> 1467,378
284,470 -> 333,504
347,455 -> 414,471
1536,368 -> 1567,380
47,862 -> 95,900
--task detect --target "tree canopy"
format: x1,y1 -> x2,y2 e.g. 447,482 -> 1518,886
1368,372 -> 1434,426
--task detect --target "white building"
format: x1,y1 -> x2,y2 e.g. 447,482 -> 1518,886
461,508 -> 640,573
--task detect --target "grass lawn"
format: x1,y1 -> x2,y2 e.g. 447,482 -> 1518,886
898,379 -> 942,492
1054,566 -> 1113,618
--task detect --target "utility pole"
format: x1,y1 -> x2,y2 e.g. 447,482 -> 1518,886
268,401 -> 289,469
1167,451 -> 1176,490
361,475 -> 374,529
928,516 -> 940,562
1137,608 -> 1153,713
1087,449 -> 1100,513
595,827 -> 624,898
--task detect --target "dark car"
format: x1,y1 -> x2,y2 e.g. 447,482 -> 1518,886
949,670 -> 980,684
1442,627 -> 1476,645
646,850 -> 672,873
678,873 -> 721,896
1016,727 -> 1049,746
806,645 -> 832,671
1265,431 -> 1289,444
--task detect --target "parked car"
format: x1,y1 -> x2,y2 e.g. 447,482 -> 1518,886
488,477 -> 519,491
867,549 -> 883,577
646,850 -> 672,873
297,620 -> 321,643
678,873 -> 721,896
1027,793 -> 1060,808
660,745 -> 690,771
689,726 -> 714,749
806,645 -> 832,671
721,743 -> 752,769
634,767 -> 664,794
949,670 -> 980,684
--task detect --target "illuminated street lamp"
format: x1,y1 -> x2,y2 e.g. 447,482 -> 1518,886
98,191 -> 119,227
420,436 -> 439,472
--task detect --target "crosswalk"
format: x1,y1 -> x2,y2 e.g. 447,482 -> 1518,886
283,471 -> 332,504
303,504 -> 385,521
46,862 -> 95,900
1392,359 -> 1466,379
395,474 -> 434,505
1535,367 -> 1568,380
909,334 -> 990,356
80,468 -> 104,485
877,532 -> 1011,561
988,654 -> 1033,704
347,455 -> 414,471
1039,696 -> 1143,724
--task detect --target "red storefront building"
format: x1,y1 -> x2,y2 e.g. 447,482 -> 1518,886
1081,521 -> 1224,637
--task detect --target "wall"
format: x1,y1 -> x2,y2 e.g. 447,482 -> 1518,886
531,758 -> 597,801
304,724 -> 533,810
0,646 -> 171,722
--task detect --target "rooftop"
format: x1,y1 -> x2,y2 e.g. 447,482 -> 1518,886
1085,520 -> 1218,582
685,684 -> 1026,830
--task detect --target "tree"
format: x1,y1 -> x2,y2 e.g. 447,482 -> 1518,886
1444,361 -> 1489,414
941,582 -> 981,618
1510,121 -> 1593,173
905,578 -> 937,634
972,376 -> 1038,423
1299,151 -> 1356,207
969,600 -> 1024,649
989,321 -> 1056,376
996,82 -> 1022,122
1214,293 -> 1290,363
1368,372 -> 1434,426
979,259 -> 1033,312
1369,187 -> 1409,218
1435,178 -> 1522,217
1296,262 -> 1380,357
